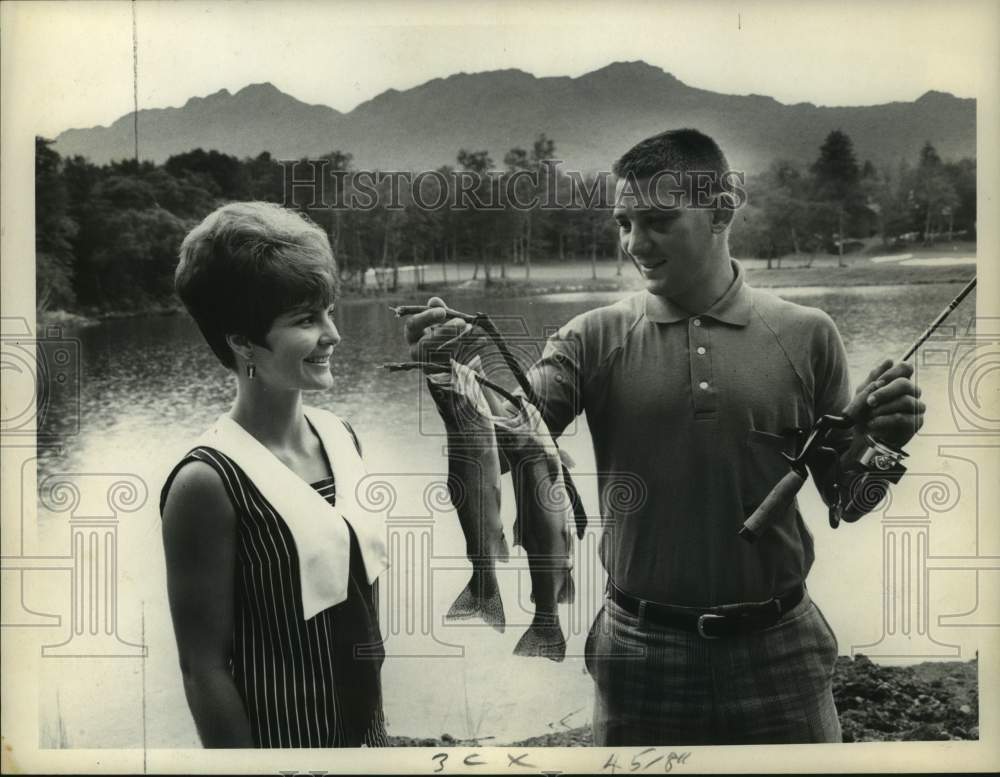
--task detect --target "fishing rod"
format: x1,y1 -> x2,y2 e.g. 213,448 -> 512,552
739,276 -> 977,543
390,305 -> 542,408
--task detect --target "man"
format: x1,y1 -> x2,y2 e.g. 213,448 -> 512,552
403,129 -> 924,744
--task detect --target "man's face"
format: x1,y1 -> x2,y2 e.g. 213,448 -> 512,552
612,176 -> 716,299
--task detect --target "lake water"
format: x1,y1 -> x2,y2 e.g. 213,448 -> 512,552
29,281 -> 985,748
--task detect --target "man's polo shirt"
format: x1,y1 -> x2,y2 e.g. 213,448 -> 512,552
527,260 -> 853,606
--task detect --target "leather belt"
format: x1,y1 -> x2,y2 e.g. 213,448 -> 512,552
607,582 -> 805,639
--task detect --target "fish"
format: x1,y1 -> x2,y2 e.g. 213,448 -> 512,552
489,398 -> 575,662
424,357 -> 510,632
390,303 -> 588,540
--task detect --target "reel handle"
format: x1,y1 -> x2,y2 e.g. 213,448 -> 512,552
738,467 -> 807,543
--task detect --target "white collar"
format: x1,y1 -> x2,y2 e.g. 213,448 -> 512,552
197,406 -> 388,620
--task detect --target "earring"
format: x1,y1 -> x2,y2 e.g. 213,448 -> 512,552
246,355 -> 256,380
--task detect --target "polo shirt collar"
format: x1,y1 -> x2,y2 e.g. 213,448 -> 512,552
643,259 -> 752,327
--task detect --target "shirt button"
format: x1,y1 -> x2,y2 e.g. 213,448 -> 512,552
692,318 -> 702,327
697,346 -> 707,355
699,381 -> 709,390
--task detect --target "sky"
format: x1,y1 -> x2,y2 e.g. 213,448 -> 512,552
6,0 -> 997,139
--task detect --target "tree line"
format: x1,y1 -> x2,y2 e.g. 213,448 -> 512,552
35,130 -> 975,314
730,131 -> 976,267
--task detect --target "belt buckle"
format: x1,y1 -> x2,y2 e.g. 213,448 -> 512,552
697,613 -> 724,639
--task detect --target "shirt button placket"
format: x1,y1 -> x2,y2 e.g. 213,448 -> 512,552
690,317 -> 714,414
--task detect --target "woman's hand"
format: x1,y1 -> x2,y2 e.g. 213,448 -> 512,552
162,462 -> 254,748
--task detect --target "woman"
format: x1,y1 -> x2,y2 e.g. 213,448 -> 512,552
160,202 -> 389,748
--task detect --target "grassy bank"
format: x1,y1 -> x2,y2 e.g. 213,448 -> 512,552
37,243 -> 976,328
420,260 -> 975,300
388,656 -> 978,747
743,261 -> 974,289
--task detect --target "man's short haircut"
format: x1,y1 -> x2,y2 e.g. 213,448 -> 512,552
175,201 -> 338,370
613,128 -> 736,205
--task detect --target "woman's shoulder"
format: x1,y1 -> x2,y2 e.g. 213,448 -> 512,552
159,448 -> 239,521
160,455 -> 239,567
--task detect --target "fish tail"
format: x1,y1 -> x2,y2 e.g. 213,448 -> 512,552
446,576 -> 506,633
513,621 -> 566,663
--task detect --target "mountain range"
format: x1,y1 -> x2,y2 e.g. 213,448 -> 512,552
53,61 -> 976,174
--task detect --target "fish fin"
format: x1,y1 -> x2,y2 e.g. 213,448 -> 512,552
495,531 -> 510,563
562,466 -> 587,540
557,569 -> 575,605
513,622 -> 566,663
557,448 -> 576,469
446,579 -> 506,633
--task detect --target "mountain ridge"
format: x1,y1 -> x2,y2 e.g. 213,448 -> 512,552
53,61 -> 976,174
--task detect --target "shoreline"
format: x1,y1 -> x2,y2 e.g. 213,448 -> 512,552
387,655 -> 978,747
38,260 -> 975,329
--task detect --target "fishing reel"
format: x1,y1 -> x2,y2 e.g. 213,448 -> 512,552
858,435 -> 910,473
827,434 -> 908,528
738,276 -> 975,543
739,416 -> 908,542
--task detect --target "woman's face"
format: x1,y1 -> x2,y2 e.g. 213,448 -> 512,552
252,302 -> 341,392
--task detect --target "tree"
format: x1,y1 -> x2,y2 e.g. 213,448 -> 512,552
728,203 -> 774,261
944,157 -> 976,239
143,168 -> 218,219
562,172 -> 615,278
755,159 -> 814,265
503,146 -> 531,276
502,134 -> 557,280
456,149 -> 496,282
810,130 -> 863,266
88,208 -> 190,308
913,142 -> 959,244
165,148 -> 250,200
245,151 -> 285,202
35,138 -> 78,310
312,151 -> 353,273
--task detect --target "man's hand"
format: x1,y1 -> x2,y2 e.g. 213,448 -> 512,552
401,297 -> 486,363
853,358 -> 926,449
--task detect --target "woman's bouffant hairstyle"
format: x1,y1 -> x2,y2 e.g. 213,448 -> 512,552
175,201 -> 339,370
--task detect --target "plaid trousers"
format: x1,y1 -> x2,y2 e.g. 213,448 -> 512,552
585,589 -> 842,745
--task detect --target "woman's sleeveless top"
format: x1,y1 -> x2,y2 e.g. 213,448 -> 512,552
165,444 -> 389,748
